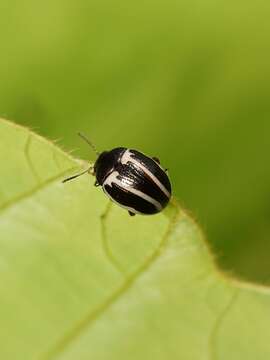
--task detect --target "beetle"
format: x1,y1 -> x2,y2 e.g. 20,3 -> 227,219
63,133 -> 172,216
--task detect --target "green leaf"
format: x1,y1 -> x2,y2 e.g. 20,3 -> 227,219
0,118 -> 269,360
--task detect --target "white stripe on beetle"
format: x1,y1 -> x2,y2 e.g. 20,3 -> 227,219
104,171 -> 162,211
121,149 -> 170,198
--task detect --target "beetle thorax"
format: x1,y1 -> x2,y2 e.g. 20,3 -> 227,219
94,148 -> 126,185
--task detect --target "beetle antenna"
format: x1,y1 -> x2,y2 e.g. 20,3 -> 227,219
78,132 -> 100,155
62,167 -> 92,183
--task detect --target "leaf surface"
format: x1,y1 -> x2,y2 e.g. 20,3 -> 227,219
0,119 -> 269,360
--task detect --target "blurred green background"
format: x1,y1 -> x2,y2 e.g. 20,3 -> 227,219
0,0 -> 269,283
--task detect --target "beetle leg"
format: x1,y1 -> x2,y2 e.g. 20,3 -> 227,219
152,156 -> 160,164
94,180 -> 100,187
128,211 -> 136,217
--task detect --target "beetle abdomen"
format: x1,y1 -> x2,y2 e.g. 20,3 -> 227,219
102,149 -> 171,215
118,163 -> 169,206
104,180 -> 160,214
126,149 -> 171,196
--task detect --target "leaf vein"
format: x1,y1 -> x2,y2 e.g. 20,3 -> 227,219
100,200 -> 126,275
0,167 -> 77,214
209,287 -> 239,360
24,133 -> 42,184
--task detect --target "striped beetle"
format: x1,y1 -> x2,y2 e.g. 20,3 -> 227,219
63,133 -> 172,216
